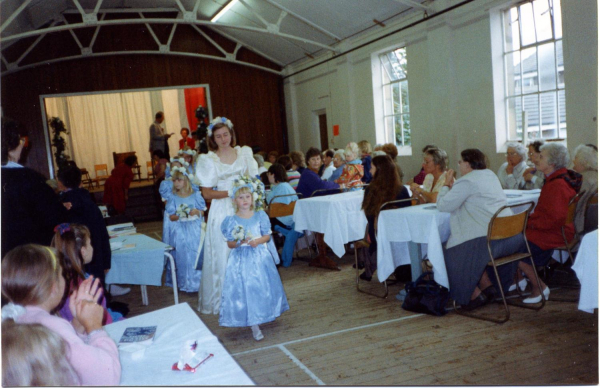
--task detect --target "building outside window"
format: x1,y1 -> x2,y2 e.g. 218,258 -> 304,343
503,0 -> 565,142
380,47 -> 410,147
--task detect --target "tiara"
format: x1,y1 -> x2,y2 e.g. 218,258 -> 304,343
207,116 -> 233,138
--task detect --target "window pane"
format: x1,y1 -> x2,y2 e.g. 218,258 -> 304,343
540,92 -> 558,139
553,0 -> 562,39
533,0 -> 553,42
392,83 -> 401,115
523,94 -> 540,139
393,48 -> 408,79
400,80 -> 409,113
538,42 -> 556,91
394,116 -> 403,146
383,84 -> 392,116
505,8 -> 521,51
556,39 -> 564,87
505,51 -> 522,95
521,47 -> 538,93
402,114 -> 411,146
519,3 -> 536,46
558,89 -> 567,138
507,96 -> 523,140
384,116 -> 394,144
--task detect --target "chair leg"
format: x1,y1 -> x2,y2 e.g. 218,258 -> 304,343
354,247 -> 388,299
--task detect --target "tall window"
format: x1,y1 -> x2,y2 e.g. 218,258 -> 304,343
503,0 -> 565,142
380,47 -> 410,147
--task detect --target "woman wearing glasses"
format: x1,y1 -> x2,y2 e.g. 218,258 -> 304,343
410,147 -> 451,204
521,140 -> 546,190
497,142 -> 528,189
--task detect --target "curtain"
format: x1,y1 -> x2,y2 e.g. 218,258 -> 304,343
44,97 -> 74,173
184,87 -> 208,134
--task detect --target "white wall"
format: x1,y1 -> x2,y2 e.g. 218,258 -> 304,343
283,0 -> 598,179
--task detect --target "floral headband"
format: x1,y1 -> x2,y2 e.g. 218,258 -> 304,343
207,116 -> 233,138
178,149 -> 197,157
54,223 -> 71,236
169,157 -> 189,167
171,166 -> 190,179
230,183 -> 254,200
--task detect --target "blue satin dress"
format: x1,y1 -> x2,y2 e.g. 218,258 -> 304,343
165,190 -> 206,292
219,211 -> 289,327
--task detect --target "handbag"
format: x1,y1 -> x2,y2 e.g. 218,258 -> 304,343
401,271 -> 449,316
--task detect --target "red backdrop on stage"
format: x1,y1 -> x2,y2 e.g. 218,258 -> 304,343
184,87 -> 208,134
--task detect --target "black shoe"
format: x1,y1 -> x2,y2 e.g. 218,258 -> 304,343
461,293 -> 488,311
359,272 -> 372,282
481,286 -> 497,301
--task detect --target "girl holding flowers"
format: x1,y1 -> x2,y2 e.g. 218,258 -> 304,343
219,177 -> 289,341
165,167 -> 207,292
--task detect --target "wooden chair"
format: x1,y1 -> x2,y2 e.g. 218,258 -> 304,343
80,168 -> 94,189
93,164 -> 110,186
268,193 -> 314,259
147,161 -> 155,181
454,201 -> 544,324
354,198 -> 414,298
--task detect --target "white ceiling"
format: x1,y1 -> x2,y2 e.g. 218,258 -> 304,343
0,0 -> 430,72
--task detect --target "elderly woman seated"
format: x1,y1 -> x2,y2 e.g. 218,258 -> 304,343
497,142 -> 528,189
572,143 -> 598,237
517,143 -> 582,303
521,140 -> 546,190
297,147 -> 340,198
335,142 -> 364,189
410,147 -> 450,204
438,149 -> 523,310
327,149 -> 346,182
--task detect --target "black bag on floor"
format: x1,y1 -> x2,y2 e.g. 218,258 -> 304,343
401,271 -> 449,316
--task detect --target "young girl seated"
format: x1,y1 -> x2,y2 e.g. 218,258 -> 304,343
51,223 -> 120,324
220,179 -> 289,341
165,167 -> 207,292
335,142 -> 364,189
2,320 -> 80,386
1,244 -> 121,385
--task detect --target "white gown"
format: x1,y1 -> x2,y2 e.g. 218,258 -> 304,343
196,146 -> 258,314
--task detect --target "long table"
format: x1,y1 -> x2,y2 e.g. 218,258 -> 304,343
572,230 -> 598,313
376,189 -> 542,288
103,303 -> 255,386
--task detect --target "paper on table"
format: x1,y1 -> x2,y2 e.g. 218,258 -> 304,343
113,243 -> 136,251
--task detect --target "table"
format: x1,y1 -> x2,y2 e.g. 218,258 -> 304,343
103,303 -> 255,386
293,190 -> 367,259
572,230 -> 598,313
376,189 -> 542,288
106,234 -> 178,305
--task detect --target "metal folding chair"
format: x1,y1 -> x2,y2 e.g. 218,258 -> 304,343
310,187 -> 343,197
454,201 -> 544,324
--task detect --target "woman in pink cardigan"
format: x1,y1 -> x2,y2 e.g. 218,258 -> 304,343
1,244 -> 121,386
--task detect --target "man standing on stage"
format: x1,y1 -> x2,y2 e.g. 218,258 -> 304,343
149,111 -> 172,158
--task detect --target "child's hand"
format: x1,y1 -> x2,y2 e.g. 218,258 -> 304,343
170,214 -> 179,221
63,202 -> 73,210
76,276 -> 103,304
76,300 -> 104,334
248,239 -> 259,248
189,209 -> 200,217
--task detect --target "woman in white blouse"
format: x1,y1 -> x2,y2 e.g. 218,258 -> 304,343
195,117 -> 258,315
497,142 -> 528,189
410,147 -> 450,204
438,149 -> 523,311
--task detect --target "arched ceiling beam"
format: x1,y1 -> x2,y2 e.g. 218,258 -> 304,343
392,0 -> 431,11
0,0 -> 34,34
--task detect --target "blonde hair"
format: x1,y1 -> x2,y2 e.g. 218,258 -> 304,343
2,244 -> 62,306
2,320 -> 80,386
357,140 -> 372,155
345,142 -> 360,161
171,170 -> 193,196
232,186 -> 254,212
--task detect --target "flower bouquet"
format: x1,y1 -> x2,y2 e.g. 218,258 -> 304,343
176,204 -> 198,222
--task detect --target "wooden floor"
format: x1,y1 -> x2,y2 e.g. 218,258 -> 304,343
114,221 -> 598,386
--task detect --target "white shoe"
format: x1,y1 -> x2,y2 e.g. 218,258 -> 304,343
109,284 -> 131,296
523,287 -> 550,304
508,278 -> 528,292
251,325 -> 264,341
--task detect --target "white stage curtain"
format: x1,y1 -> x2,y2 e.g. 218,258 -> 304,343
43,90 -> 190,179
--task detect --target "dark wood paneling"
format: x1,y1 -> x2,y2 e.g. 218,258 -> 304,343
1,25 -> 287,178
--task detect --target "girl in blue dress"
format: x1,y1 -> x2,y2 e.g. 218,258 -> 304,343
220,181 -> 289,341
165,167 -> 206,292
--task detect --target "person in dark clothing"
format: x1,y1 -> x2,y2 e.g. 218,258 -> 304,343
57,165 -> 112,287
1,120 -> 68,257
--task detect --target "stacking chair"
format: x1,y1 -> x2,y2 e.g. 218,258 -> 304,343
454,201 -> 544,324
354,198 -> 414,298
310,187 -> 342,197
80,168 -> 94,190
93,164 -> 110,186
147,161 -> 155,181
268,193 -> 313,259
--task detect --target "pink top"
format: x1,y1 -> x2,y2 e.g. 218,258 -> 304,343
17,306 -> 121,386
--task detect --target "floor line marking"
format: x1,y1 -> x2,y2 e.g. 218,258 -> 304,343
232,313 -> 424,356
279,344 -> 325,385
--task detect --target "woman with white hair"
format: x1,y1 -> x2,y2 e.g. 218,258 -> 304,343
572,144 -> 598,236
497,142 -> 528,189
328,149 -> 346,182
335,142 -> 364,189
254,153 -> 268,175
517,142 -> 582,303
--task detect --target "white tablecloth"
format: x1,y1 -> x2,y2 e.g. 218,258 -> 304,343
293,190 -> 367,258
104,303 -> 254,386
376,190 -> 542,288
572,230 -> 598,313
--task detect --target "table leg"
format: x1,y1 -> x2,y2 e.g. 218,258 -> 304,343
141,285 -> 149,305
408,242 -> 423,281
165,252 -> 179,304
308,233 -> 341,271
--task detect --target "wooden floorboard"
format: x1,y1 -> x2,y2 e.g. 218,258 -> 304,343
111,221 -> 599,385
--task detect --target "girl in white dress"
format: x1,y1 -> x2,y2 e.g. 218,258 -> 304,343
195,117 -> 258,315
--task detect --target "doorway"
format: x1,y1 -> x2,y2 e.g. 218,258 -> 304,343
317,112 -> 328,151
